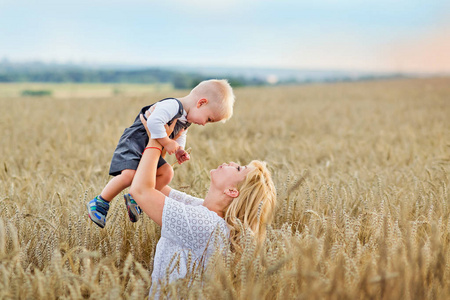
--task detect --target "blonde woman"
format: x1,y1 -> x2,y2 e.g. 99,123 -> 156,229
130,114 -> 276,296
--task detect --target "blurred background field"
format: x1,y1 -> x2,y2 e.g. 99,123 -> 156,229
0,78 -> 449,299
0,83 -> 172,99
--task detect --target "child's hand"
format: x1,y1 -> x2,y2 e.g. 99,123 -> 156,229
164,139 -> 180,155
175,149 -> 190,164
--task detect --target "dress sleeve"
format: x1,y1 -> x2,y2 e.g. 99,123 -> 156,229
161,197 -> 228,252
168,189 -> 204,206
146,100 -> 180,139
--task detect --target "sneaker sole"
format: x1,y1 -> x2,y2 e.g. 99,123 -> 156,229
86,202 -> 106,228
124,194 -> 139,223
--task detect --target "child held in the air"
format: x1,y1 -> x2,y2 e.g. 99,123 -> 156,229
87,79 -> 235,228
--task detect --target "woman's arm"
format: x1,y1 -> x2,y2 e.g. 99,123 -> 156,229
129,114 -> 177,226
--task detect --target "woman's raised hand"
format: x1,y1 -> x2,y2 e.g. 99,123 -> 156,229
140,113 -> 181,156
164,121 -> 178,137
139,114 -> 151,137
140,112 -> 178,138
140,114 -> 177,138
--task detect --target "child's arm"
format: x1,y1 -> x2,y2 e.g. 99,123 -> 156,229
174,129 -> 190,164
146,101 -> 181,154
157,136 -> 179,154
174,129 -> 187,149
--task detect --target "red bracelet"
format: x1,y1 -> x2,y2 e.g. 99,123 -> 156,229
143,146 -> 162,154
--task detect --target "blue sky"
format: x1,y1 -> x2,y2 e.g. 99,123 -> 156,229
0,0 -> 449,73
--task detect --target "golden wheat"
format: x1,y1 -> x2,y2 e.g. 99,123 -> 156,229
0,78 -> 449,299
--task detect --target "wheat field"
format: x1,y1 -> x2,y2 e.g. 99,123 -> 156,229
0,78 -> 449,299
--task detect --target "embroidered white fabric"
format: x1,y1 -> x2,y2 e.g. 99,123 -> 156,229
149,189 -> 229,298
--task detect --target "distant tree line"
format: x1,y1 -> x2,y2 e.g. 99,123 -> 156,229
0,61 -> 260,89
21,90 -> 52,97
0,60 -> 409,88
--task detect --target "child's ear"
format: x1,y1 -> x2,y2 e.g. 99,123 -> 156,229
197,98 -> 208,108
224,188 -> 239,198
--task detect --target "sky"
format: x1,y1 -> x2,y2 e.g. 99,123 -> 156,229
0,0 -> 449,73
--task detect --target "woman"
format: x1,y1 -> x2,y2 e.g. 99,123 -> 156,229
129,115 -> 277,296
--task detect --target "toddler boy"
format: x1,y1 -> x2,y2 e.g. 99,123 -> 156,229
87,79 -> 235,228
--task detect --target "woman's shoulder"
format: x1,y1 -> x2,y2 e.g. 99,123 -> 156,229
194,204 -> 229,234
165,197 -> 228,231
162,197 -> 229,249
168,189 -> 204,206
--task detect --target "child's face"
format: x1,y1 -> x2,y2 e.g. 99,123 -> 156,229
187,99 -> 221,126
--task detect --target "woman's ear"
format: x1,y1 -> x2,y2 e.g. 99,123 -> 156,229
197,98 -> 208,108
224,188 -> 239,198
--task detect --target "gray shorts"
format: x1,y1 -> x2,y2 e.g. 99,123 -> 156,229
109,107 -> 166,176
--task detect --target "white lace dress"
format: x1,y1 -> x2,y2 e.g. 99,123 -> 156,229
149,189 -> 229,297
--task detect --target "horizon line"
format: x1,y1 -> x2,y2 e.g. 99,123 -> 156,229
1,58 -> 449,76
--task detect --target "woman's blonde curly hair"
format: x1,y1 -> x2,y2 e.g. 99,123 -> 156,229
224,160 -> 277,252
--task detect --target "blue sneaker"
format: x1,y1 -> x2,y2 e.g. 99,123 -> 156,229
87,196 -> 110,228
124,193 -> 141,222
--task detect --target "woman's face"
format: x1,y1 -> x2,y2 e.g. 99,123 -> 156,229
210,162 -> 254,191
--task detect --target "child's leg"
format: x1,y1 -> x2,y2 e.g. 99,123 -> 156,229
100,169 -> 136,201
155,163 -> 174,191
88,169 -> 136,228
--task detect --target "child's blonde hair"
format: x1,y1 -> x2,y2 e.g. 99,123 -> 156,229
190,79 -> 235,122
224,160 -> 277,253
